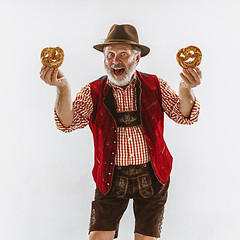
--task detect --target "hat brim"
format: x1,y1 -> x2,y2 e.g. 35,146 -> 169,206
93,42 -> 150,57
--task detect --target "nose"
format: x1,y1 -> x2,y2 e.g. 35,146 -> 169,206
112,54 -> 121,65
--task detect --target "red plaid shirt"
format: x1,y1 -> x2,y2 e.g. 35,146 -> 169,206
54,75 -> 200,166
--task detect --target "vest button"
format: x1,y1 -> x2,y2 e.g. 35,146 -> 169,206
107,183 -> 110,186
108,172 -> 111,175
112,152 -> 115,155
110,162 -> 113,165
113,140 -> 116,143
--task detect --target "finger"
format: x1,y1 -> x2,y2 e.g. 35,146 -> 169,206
51,68 -> 59,85
40,66 -> 50,80
40,65 -> 46,75
180,72 -> 192,86
44,68 -> 55,84
184,68 -> 201,86
194,67 -> 202,79
182,69 -> 195,84
57,69 -> 64,78
187,68 -> 201,84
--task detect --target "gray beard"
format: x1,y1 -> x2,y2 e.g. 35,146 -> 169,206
104,58 -> 137,87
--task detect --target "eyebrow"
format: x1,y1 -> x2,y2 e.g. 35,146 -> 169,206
107,47 -> 130,51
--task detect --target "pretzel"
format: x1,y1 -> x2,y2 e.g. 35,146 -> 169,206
40,47 -> 64,68
176,45 -> 202,69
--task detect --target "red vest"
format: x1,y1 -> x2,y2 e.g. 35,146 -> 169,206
89,71 -> 173,195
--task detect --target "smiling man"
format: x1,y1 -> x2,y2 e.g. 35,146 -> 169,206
40,24 -> 201,240
103,44 -> 140,87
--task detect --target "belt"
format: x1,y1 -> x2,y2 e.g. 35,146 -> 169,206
114,162 -> 151,177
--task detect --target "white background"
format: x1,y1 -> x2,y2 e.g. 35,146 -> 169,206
1,0 -> 240,239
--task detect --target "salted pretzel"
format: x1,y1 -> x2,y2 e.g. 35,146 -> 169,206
176,45 -> 202,69
41,47 -> 64,68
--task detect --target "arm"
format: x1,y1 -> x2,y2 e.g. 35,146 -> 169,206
160,69 -> 201,124
40,66 -> 74,127
55,84 -> 74,128
179,67 -> 202,118
40,66 -> 92,132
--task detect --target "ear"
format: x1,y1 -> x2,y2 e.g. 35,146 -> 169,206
136,52 -> 141,65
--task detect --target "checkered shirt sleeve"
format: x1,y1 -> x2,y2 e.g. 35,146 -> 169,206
159,78 -> 200,124
54,84 -> 92,133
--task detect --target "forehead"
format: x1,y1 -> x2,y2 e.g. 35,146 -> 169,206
104,44 -> 133,52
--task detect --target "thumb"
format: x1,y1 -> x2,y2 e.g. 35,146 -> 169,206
57,69 -> 65,78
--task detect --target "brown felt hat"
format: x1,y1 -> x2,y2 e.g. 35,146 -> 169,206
93,24 -> 150,57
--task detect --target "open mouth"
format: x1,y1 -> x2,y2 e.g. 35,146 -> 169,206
113,68 -> 125,76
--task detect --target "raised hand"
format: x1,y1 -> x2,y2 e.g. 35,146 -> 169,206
179,67 -> 202,89
40,66 -> 69,88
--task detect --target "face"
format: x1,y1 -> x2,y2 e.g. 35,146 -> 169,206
104,44 -> 140,87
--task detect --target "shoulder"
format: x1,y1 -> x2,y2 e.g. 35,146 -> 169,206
89,75 -> 108,95
137,71 -> 159,84
89,75 -> 108,100
90,75 -> 108,86
137,71 -> 160,89
137,71 -> 157,78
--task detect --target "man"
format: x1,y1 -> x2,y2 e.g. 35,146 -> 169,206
40,24 -> 201,240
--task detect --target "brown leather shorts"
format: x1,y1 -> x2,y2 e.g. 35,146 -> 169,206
89,162 -> 170,238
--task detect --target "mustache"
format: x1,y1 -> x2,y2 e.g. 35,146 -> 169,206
111,64 -> 126,69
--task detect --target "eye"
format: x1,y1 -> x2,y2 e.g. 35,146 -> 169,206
107,52 -> 114,58
121,52 -> 127,56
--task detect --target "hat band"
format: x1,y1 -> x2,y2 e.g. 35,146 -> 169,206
105,39 -> 139,44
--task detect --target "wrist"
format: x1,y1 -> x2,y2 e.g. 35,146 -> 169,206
179,79 -> 192,91
179,80 -> 195,101
57,82 -> 71,95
